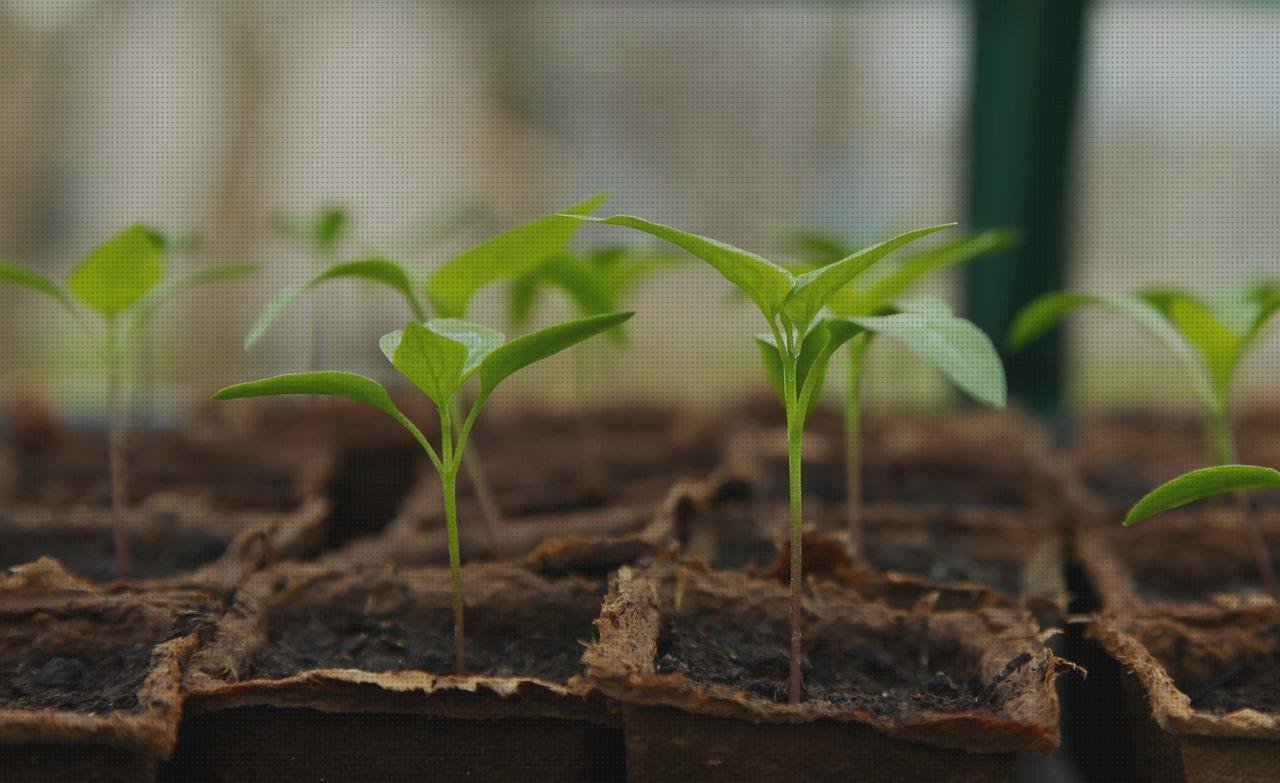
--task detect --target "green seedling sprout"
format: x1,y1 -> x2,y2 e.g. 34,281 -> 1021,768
781,229 -> 1016,557
564,214 -> 1006,704
1009,281 -> 1280,595
248,193 -> 612,539
1126,464 -> 1280,598
214,311 -> 632,674
0,225 -> 260,576
273,205 -> 352,370
506,244 -> 682,473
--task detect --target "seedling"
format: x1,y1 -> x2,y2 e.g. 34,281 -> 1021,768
273,205 -> 352,370
565,214 -> 1006,703
507,245 -> 682,472
1009,282 -> 1280,591
1125,465 -> 1280,597
781,229 -> 1016,555
214,311 -> 632,674
247,194 -> 611,535
0,225 -> 260,576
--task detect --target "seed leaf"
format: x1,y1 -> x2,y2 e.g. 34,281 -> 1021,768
1125,465 -> 1280,526
568,214 -> 794,319
845,309 -> 1006,409
782,223 -> 954,332
67,225 -> 164,319
427,192 -> 610,318
213,370 -> 402,420
477,311 -> 633,400
380,321 -> 477,409
832,229 -> 1017,317
245,258 -> 424,349
0,261 -> 80,318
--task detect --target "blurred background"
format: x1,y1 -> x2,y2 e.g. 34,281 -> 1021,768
1,0 -> 1278,422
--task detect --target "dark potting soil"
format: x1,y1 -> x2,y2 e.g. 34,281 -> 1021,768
243,609 -> 589,684
865,533 -> 1025,597
0,526 -> 230,582
1184,658 -> 1280,715
1110,527 -> 1280,605
654,613 -> 1002,716
0,644 -> 153,714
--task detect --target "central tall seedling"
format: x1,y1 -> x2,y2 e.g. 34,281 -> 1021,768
214,312 -> 631,674
567,214 -> 1005,703
1010,281 -> 1280,596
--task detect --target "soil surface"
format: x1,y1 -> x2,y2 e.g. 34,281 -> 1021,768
243,608 -> 590,684
654,612 -> 1005,715
1,645 -> 152,714
0,525 -> 231,582
1107,524 -> 1280,605
1184,658 -> 1280,714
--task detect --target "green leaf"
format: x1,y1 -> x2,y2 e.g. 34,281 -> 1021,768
477,311 -> 633,400
427,192 -> 610,318
0,261 -> 80,319
757,319 -> 864,418
779,230 -> 850,265
67,225 -> 164,318
832,229 -> 1017,317
1008,291 -> 1219,413
245,258 -> 424,349
845,311 -> 1006,408
1242,283 -> 1280,347
755,334 -> 786,401
1141,290 -> 1240,398
569,214 -> 794,319
782,223 -> 955,332
135,263 -> 260,320
379,321 -> 475,409
313,208 -> 348,250
1125,465 -> 1280,526
213,371 -> 401,420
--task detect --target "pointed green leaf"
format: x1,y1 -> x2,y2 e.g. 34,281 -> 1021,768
757,319 -> 865,418
0,261 -> 80,318
477,311 -> 633,399
1009,291 -> 1219,414
568,215 -> 794,319
67,225 -> 164,318
427,192 -> 610,318
1125,465 -> 1280,526
1242,283 -> 1280,347
213,371 -> 400,419
832,229 -> 1016,317
313,208 -> 348,250
1147,292 -> 1240,398
846,311 -> 1006,409
755,334 -> 786,402
380,321 -> 472,409
782,223 -> 955,332
245,258 -> 424,349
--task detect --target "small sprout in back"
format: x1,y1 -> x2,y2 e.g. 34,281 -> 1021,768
566,213 -> 1006,704
1010,281 -> 1280,592
213,311 -> 633,675
0,225 -> 260,576
1125,465 -> 1280,597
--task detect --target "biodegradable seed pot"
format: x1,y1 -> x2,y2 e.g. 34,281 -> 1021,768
0,563 -> 218,783
581,562 -> 1066,782
171,563 -> 623,782
1090,605 -> 1280,782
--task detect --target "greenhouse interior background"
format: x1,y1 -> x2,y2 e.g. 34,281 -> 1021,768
1,0 -> 1278,420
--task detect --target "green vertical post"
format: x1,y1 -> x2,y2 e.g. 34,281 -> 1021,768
967,0 -> 1089,414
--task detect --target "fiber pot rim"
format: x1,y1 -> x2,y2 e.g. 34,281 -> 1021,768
0,562 -> 214,757
1090,605 -> 1280,741
578,561 -> 1065,754
182,561 -> 613,722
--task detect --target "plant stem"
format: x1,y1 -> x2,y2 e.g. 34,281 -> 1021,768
782,357 -> 805,705
844,335 -> 869,560
106,321 -> 131,578
452,397 -> 503,551
1206,411 -> 1280,599
441,468 -> 466,675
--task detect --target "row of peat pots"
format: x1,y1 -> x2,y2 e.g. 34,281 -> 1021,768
2,401 -> 1279,781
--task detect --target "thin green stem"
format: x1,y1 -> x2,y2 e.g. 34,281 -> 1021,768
1205,408 -> 1279,598
844,335 -> 870,560
440,468 -> 466,675
781,354 -> 804,705
453,395 -> 503,552
105,320 -> 130,578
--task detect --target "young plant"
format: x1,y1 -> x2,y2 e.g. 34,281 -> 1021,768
506,244 -> 682,472
0,225 -> 259,576
786,229 -> 1016,555
247,193 -> 611,535
273,205 -> 352,370
1125,464 -> 1280,597
1009,282 -> 1280,590
213,311 -> 632,674
564,214 -> 1006,704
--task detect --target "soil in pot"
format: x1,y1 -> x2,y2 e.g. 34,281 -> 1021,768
583,563 -> 1065,782
173,563 -> 623,782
